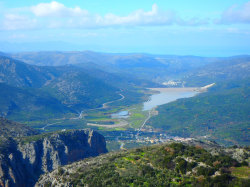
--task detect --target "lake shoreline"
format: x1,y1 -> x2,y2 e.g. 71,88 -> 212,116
149,87 -> 200,92
143,88 -> 199,111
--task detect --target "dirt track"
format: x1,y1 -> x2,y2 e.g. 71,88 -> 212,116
149,87 -> 199,92
87,119 -> 128,128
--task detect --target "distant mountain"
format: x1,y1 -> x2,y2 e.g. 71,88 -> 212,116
145,55 -> 250,146
0,56 -> 58,88
147,79 -> 250,146
0,83 -> 72,121
10,51 -> 219,82
45,65 -> 119,109
0,51 -> 7,57
0,117 -> 39,139
37,141 -> 249,186
0,55 -> 130,121
0,41 -> 84,52
8,51 -> 250,83
183,55 -> 250,86
10,51 -> 107,66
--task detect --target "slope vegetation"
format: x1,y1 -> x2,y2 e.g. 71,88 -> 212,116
0,117 -> 39,140
37,142 -> 250,186
184,55 -> 250,86
147,57 -> 250,146
0,55 -> 133,121
147,80 -> 250,146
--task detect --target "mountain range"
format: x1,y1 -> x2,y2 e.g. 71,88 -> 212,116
0,51 -> 249,143
147,55 -> 250,145
0,54 -> 149,122
8,51 -> 222,82
0,50 -> 249,186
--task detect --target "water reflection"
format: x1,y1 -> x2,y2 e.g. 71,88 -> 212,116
143,90 -> 197,111
111,111 -> 129,119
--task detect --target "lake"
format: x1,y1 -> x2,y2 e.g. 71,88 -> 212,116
111,110 -> 129,119
143,88 -> 198,111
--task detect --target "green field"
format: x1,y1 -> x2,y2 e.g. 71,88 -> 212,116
231,167 -> 250,179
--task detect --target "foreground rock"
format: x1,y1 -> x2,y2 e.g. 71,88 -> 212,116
36,140 -> 249,187
0,129 -> 107,187
0,117 -> 39,139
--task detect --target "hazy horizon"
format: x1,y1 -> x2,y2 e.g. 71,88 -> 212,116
0,0 -> 250,56
1,41 -> 250,57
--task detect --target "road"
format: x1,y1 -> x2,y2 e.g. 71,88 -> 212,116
41,93 -> 125,130
89,93 -> 125,110
41,121 -> 61,130
102,93 -> 125,108
136,110 -> 152,137
87,119 -> 128,128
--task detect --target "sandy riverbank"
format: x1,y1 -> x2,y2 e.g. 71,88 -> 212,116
149,87 -> 200,92
149,83 -> 215,93
87,120 -> 128,128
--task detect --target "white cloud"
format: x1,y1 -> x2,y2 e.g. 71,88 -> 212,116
30,3 -> 177,28
97,4 -> 177,27
0,1 -> 209,30
218,1 -> 250,24
2,14 -> 37,30
30,1 -> 88,17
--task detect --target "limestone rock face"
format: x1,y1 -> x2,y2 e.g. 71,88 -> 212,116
0,129 -> 107,187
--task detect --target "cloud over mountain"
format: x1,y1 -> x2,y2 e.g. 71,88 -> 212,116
31,1 -> 88,17
1,1 -> 210,30
218,1 -> 250,24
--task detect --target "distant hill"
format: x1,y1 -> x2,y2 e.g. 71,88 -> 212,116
8,52 -> 250,84
37,141 -> 250,186
9,51 -> 220,82
145,55 -> 250,146
0,55 -> 137,121
183,55 -> 250,86
0,117 -> 39,139
0,83 -> 73,121
0,56 -> 58,88
147,79 -> 250,146
0,51 -> 7,57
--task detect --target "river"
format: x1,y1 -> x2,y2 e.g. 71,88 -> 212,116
143,88 -> 198,111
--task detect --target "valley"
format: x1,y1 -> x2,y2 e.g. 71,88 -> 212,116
0,52 -> 249,149
1,1 -> 250,186
0,51 -> 249,186
26,84 -> 213,151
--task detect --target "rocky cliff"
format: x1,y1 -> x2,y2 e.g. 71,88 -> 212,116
0,117 -> 39,139
36,141 -> 250,187
0,129 -> 107,187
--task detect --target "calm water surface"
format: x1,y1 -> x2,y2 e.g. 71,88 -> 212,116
143,91 -> 197,111
111,110 -> 129,119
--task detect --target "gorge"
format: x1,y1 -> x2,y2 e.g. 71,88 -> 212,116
0,125 -> 107,187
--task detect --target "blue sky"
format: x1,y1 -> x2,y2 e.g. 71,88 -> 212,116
0,0 -> 250,56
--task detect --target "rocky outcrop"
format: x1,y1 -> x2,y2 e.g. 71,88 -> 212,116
0,117 -> 39,139
36,141 -> 250,187
0,129 -> 107,187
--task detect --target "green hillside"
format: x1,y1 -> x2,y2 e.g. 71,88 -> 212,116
0,83 -> 74,121
0,55 -> 143,122
37,142 -> 250,186
10,51 -> 221,82
0,117 -> 39,144
147,81 -> 250,146
184,56 -> 250,86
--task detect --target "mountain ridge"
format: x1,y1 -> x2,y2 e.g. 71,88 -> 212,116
0,121 -> 107,187
36,140 -> 250,187
0,55 -> 128,122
